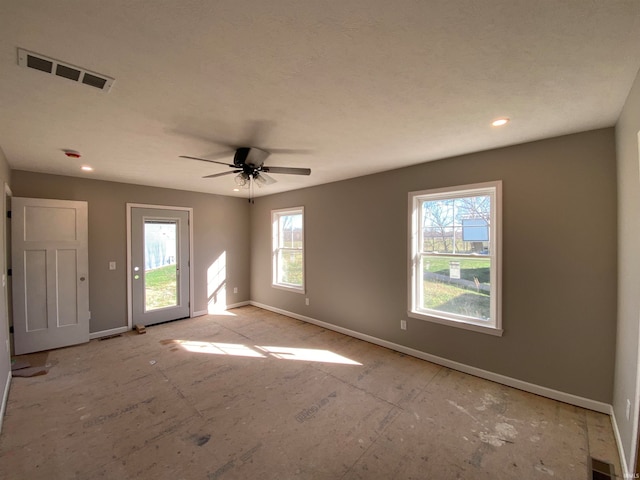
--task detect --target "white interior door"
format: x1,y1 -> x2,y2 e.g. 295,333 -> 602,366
12,197 -> 89,355
130,207 -> 190,327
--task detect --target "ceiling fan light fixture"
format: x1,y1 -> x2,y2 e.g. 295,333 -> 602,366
234,172 -> 248,186
181,146 -> 311,192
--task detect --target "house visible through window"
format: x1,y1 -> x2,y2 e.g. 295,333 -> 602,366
272,207 -> 305,292
408,182 -> 502,335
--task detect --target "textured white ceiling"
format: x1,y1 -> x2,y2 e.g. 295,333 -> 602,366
1,1 -> 639,198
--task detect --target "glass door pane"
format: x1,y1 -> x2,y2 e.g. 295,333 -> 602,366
144,220 -> 178,311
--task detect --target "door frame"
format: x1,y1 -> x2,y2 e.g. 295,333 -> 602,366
126,203 -> 194,329
3,184 -> 11,352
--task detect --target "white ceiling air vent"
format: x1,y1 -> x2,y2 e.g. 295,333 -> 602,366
17,48 -> 114,93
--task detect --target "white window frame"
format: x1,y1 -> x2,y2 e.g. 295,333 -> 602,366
408,181 -> 502,336
272,206 -> 305,293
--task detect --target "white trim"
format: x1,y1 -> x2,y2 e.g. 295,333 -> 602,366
610,407 -> 631,478
408,181 -> 502,335
272,284 -> 306,295
0,370 -> 10,435
3,183 -> 10,337
194,301 -> 251,317
226,301 -> 251,309
271,206 -> 305,293
89,326 -> 129,340
126,204 -> 194,329
407,310 -> 504,336
1,184 -> 11,435
625,130 -> 640,476
126,205 -> 132,329
250,301 -> 611,414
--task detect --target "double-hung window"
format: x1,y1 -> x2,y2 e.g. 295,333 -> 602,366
272,207 -> 305,292
408,182 -> 502,335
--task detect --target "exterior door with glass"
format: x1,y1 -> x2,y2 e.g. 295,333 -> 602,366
130,206 -> 190,326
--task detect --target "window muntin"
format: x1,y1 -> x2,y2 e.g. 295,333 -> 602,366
409,182 -> 502,334
272,207 -> 305,292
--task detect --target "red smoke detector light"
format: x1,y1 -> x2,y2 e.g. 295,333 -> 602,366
64,150 -> 81,158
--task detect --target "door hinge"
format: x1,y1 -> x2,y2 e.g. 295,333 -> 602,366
7,269 -> 11,276
9,326 -> 13,334
6,211 -> 10,219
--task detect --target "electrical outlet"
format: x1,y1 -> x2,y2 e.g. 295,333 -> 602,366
400,320 -> 407,330
305,298 -> 310,306
109,261 -> 116,270
233,287 -> 238,294
627,399 -> 631,420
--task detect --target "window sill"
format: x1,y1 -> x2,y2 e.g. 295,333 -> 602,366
272,283 -> 305,294
408,310 -> 503,336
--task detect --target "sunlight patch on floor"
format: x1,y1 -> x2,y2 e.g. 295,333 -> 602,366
172,340 -> 361,365
177,340 -> 264,358
257,345 -> 362,365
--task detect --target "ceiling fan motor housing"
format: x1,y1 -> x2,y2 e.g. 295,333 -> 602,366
234,147 -> 270,168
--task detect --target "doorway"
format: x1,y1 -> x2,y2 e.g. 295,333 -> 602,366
127,204 -> 193,328
11,197 -> 90,354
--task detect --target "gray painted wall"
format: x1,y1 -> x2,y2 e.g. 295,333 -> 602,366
251,128 -> 617,404
11,171 -> 251,333
614,66 -> 640,471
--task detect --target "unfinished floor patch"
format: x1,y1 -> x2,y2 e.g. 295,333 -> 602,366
0,306 -> 623,479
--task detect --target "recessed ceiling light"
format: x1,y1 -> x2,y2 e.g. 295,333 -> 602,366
233,188 -> 240,192
491,118 -> 510,127
81,165 -> 93,172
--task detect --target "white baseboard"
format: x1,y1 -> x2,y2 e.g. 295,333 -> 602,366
196,301 -> 251,317
94,304 -> 254,335
0,369 -> 11,436
610,407 -> 631,478
89,326 -> 129,340
250,301 -> 611,415
226,301 -> 251,310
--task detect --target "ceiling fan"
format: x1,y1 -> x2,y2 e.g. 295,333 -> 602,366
180,147 -> 311,201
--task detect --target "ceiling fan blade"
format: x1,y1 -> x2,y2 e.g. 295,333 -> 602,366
257,172 -> 277,185
180,155 -> 235,167
263,166 -> 311,176
202,171 -> 239,179
267,148 -> 313,155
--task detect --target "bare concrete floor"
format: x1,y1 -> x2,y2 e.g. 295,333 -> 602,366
0,306 -> 621,479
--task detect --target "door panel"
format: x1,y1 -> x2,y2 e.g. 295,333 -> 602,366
25,206 -> 77,242
24,250 -> 47,331
130,207 -> 190,326
12,198 -> 89,354
57,249 -> 78,326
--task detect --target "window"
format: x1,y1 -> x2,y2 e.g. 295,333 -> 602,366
272,207 -> 305,292
408,182 -> 502,335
